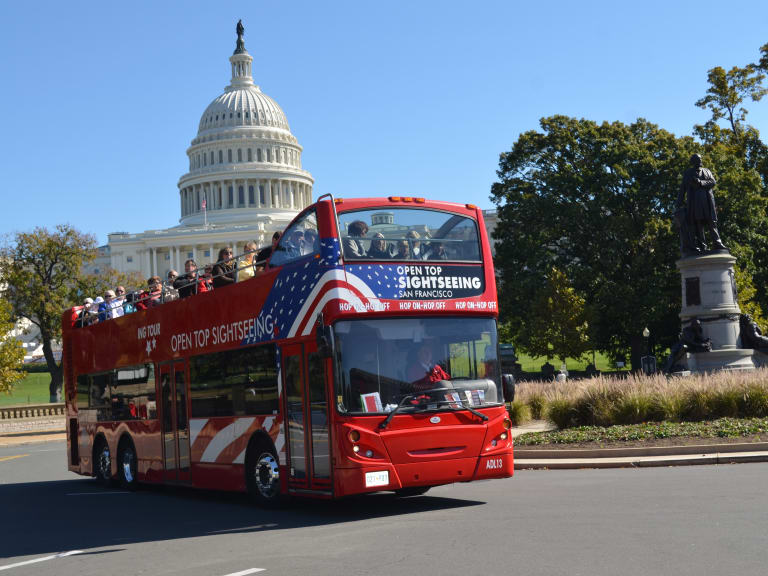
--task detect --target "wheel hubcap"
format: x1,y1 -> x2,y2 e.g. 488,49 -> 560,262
254,453 -> 279,499
99,446 -> 110,479
122,450 -> 134,484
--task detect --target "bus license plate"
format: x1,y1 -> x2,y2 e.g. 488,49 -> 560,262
365,471 -> 389,487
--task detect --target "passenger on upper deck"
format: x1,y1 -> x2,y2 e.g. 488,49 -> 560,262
136,277 -> 163,310
256,231 -> 281,270
285,229 -> 306,258
163,270 -> 180,302
238,242 -> 257,282
304,229 -> 319,254
367,233 -> 392,259
406,230 -> 423,259
343,220 -> 368,259
75,297 -> 94,327
425,241 -> 448,260
100,290 -> 125,320
394,240 -> 410,260
211,248 -> 237,289
174,259 -> 208,299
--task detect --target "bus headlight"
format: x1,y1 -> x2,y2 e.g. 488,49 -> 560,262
353,445 -> 360,453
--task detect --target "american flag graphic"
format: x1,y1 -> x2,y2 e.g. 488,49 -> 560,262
242,238 -> 387,345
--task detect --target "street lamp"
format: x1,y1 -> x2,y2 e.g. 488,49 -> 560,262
642,326 -> 650,355
641,327 -> 655,374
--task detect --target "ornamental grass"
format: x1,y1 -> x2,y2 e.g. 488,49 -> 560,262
514,368 -> 768,429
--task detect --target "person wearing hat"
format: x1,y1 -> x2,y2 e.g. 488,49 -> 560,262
75,298 -> 93,328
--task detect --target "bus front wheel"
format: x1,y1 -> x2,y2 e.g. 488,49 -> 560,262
245,440 -> 283,507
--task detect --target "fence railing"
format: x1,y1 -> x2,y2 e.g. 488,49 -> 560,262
0,403 -> 65,420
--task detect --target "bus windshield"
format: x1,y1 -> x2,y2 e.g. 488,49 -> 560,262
337,208 -> 481,262
334,317 -> 500,414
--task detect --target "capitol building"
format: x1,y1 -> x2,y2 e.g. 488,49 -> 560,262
103,25 -> 313,277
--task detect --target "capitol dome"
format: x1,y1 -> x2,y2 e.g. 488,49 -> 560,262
178,25 -> 313,227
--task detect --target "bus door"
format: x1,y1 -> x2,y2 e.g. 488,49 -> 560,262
282,342 -> 332,493
160,360 -> 191,484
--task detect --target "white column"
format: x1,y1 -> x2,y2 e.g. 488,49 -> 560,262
152,248 -> 157,276
192,245 -> 197,264
209,243 -> 214,264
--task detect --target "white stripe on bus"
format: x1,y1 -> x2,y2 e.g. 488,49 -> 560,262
189,418 -> 208,447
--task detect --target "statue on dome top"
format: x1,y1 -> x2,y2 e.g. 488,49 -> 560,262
235,20 -> 246,53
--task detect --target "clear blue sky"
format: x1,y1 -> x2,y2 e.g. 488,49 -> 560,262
1,0 -> 767,246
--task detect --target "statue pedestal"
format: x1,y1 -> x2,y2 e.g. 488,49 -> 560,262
676,251 -> 755,372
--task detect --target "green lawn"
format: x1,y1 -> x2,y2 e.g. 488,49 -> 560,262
515,351 -> 628,373
0,373 -> 52,406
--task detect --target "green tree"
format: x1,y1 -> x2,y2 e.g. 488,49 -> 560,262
492,116 -> 698,370
516,267 -> 589,365
694,64 -> 767,149
693,44 -> 768,317
0,225 -> 115,401
0,298 -> 25,394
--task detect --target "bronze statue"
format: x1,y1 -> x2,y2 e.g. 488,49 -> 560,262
663,318 -> 712,373
739,314 -> 768,351
676,154 -> 726,254
235,20 -> 246,53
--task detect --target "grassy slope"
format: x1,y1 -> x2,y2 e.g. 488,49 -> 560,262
0,373 -> 51,406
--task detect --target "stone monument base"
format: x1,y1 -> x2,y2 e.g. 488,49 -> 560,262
677,251 -> 756,373
687,349 -> 756,373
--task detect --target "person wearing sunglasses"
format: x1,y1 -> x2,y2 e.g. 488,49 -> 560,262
211,247 -> 237,289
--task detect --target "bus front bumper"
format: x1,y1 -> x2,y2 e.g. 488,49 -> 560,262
334,451 -> 513,498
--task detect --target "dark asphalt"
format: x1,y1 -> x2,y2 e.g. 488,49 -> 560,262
1,440 -> 767,576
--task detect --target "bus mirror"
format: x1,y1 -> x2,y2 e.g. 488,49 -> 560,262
316,324 -> 333,358
502,374 -> 515,402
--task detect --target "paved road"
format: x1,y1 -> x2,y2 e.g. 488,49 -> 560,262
2,440 -> 767,576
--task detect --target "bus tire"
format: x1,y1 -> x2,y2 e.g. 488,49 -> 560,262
395,486 -> 430,497
117,438 -> 139,490
245,438 -> 284,508
93,436 -> 113,487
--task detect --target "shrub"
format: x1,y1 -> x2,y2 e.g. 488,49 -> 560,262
526,392 -> 547,420
681,389 -> 713,421
654,393 -> 686,422
507,401 -> 531,426
740,384 -> 768,417
708,388 -> 741,419
572,387 -> 622,426
546,398 -> 574,429
612,393 -> 657,425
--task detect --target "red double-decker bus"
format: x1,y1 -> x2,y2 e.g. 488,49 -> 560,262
63,195 -> 513,504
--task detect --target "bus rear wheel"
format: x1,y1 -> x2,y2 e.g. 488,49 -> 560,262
395,486 -> 430,497
118,440 -> 138,490
94,438 -> 113,487
245,441 -> 283,507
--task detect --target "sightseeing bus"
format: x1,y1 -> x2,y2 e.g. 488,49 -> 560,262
62,195 -> 513,505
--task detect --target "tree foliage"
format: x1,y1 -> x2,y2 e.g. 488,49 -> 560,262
492,116 -> 698,369
693,44 -> 768,318
0,298 -> 25,394
0,225 -> 116,401
516,267 -> 589,364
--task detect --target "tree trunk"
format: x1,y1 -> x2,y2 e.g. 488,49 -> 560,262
40,330 -> 62,402
629,334 -> 644,372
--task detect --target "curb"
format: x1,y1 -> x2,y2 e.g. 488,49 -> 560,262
515,442 -> 768,469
